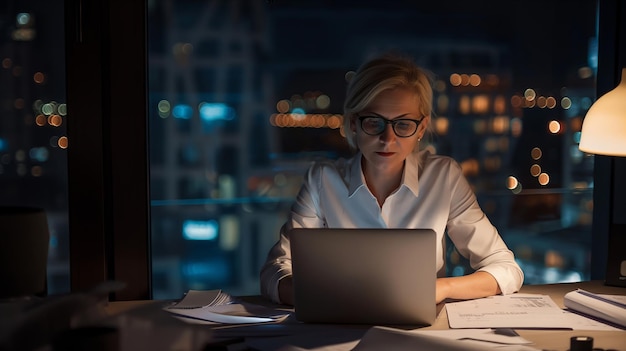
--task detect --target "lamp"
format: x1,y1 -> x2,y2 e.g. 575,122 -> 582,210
578,67 -> 626,287
579,68 -> 626,156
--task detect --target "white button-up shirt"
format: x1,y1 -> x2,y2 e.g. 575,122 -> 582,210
260,150 -> 524,304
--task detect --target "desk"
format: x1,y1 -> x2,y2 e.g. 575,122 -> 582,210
105,281 -> 626,351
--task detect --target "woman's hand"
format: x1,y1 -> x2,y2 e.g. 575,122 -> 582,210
278,276 -> 294,306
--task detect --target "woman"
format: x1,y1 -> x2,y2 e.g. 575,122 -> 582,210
260,52 -> 524,306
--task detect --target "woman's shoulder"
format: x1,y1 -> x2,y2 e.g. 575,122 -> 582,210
307,155 -> 354,176
419,149 -> 463,173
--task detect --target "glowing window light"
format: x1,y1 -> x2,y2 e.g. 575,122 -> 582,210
530,164 -> 541,177
435,117 -> 449,135
506,176 -> 519,190
538,173 -> 550,185
531,147 -> 542,160
459,95 -> 471,114
33,72 -> 45,84
469,74 -> 481,86
570,117 -> 583,132
492,116 -> 509,134
449,73 -> 462,86
537,96 -> 547,108
157,100 -> 171,118
316,94 -> 330,109
182,219 -> 218,240
524,89 -> 536,101
42,103 -> 54,115
561,97 -> 572,109
172,104 -> 193,119
276,99 -> 290,113
494,95 -> 506,114
548,120 -> 561,134
58,136 -> 68,149
578,67 -> 593,79
511,95 -> 523,108
48,114 -> 62,127
35,114 -> 46,126
17,13 -> 32,26
472,95 -> 490,114
219,215 -> 239,250
29,147 -> 49,162
460,74 -> 470,86
506,176 -> 518,190
199,102 -> 234,121
327,115 -> 342,129
511,118 -> 523,137
291,107 -> 305,116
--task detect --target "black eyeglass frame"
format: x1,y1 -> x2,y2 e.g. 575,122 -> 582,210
357,115 -> 422,138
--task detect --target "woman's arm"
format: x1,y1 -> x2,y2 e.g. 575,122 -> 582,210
436,271 -> 500,303
259,164 -> 326,304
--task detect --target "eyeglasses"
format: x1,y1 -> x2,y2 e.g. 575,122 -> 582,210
357,115 -> 422,138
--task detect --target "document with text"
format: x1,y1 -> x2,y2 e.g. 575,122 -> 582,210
445,293 -> 621,331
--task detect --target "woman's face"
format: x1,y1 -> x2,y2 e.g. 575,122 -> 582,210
351,87 -> 428,175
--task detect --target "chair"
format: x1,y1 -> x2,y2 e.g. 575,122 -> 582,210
0,206 -> 50,299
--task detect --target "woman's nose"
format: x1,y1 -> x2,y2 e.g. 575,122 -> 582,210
379,123 -> 396,142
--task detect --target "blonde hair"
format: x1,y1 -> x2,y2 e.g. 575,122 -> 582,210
342,52 -> 434,151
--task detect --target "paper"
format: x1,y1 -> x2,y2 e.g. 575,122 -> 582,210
245,327 -> 536,351
446,293 -> 621,330
353,326 -> 540,351
563,289 -> 626,328
165,289 -> 233,309
164,289 -> 291,324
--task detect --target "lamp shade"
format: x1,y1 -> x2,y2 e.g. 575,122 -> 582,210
579,68 -> 626,156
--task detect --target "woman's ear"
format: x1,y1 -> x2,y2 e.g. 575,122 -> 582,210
417,115 -> 430,138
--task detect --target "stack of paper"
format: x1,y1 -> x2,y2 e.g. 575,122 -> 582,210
164,289 -> 291,324
445,293 -> 622,331
563,289 -> 626,328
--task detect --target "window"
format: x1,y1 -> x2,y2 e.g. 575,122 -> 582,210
0,0 -> 69,294
6,0 -> 615,301
146,0 -> 599,299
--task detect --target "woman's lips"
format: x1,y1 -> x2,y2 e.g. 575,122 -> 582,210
376,152 -> 394,157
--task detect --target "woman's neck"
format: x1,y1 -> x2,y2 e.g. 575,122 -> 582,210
362,158 -> 404,207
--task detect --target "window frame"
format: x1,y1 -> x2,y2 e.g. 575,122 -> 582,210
65,0 -> 151,300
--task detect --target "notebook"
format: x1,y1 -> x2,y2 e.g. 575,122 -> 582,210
290,228 -> 437,326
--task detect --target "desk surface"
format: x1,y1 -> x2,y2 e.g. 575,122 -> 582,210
106,280 -> 626,351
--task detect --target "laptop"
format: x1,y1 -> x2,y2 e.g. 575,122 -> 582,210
290,228 -> 437,326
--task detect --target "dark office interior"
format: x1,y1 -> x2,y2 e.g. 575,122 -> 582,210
0,0 -> 624,303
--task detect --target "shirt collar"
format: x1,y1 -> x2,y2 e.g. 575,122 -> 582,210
348,153 -> 367,197
347,151 -> 421,197
403,152 -> 420,197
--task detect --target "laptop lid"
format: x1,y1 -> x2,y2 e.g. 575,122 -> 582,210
290,228 -> 437,326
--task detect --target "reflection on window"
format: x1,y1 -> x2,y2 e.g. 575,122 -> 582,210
148,0 -> 598,299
